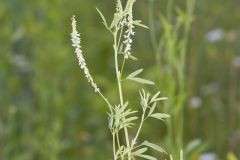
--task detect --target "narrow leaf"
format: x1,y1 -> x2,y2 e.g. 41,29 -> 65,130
126,69 -> 143,79
128,77 -> 155,85
133,147 -> 148,155
150,113 -> 170,121
142,141 -> 167,154
148,102 -> 156,116
125,116 -> 138,123
133,20 -> 149,29
119,109 -> 137,118
129,55 -> 138,60
154,97 -> 168,101
135,154 -> 157,160
118,101 -> 128,114
119,122 -> 135,129
150,91 -> 161,103
96,8 -> 108,28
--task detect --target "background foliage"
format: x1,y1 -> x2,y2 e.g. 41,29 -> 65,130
0,0 -> 239,159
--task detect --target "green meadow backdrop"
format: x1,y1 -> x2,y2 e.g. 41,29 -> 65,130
0,0 -> 239,159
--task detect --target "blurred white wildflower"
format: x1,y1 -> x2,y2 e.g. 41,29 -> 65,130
185,139 -> 202,153
232,56 -> 240,68
9,54 -> 31,73
189,96 -> 202,109
13,27 -> 24,42
123,1 -> 135,59
205,28 -> 225,43
200,153 -> 218,160
71,15 -> 99,92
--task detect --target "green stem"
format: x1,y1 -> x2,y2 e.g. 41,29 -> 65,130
120,57 -> 126,77
130,113 -> 145,150
116,132 -> 124,160
113,133 -> 117,160
97,91 -> 113,114
117,24 -> 124,50
113,31 -> 131,160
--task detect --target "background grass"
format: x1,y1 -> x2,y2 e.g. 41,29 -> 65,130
0,0 -> 239,159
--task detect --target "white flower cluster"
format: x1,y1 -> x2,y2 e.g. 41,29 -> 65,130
71,15 -> 99,92
123,8 -> 135,59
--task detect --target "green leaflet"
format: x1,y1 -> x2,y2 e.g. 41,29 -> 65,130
126,69 -> 155,85
150,113 -> 170,121
125,116 -> 138,123
133,147 -> 148,155
126,69 -> 143,79
119,109 -> 137,118
96,8 -> 108,29
150,91 -> 161,103
154,97 -> 168,101
142,140 -> 167,154
134,154 -> 157,160
148,102 -> 156,116
118,101 -> 129,115
133,20 -> 149,29
128,77 -> 155,85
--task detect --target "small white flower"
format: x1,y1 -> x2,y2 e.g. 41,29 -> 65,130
200,153 -> 217,160
71,15 -> 99,92
123,4 -> 135,59
189,96 -> 202,109
205,28 -> 225,43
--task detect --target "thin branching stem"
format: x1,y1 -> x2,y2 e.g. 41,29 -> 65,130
116,132 -> 124,160
113,133 -> 117,160
113,31 -> 131,160
120,57 -> 126,77
97,91 -> 113,114
130,112 -> 145,150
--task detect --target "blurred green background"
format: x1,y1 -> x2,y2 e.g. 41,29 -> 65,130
0,0 -> 239,159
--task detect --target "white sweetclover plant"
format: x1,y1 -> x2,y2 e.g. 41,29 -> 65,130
70,0 -> 170,159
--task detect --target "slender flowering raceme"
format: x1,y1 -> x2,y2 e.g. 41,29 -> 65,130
71,15 -> 99,92
123,1 -> 135,59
